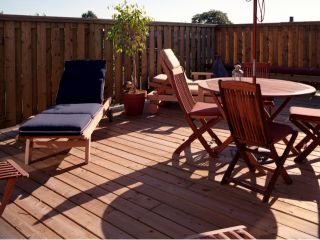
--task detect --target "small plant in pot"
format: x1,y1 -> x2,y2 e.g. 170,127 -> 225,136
107,0 -> 153,115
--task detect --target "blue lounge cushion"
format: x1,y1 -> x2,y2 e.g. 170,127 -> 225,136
55,60 -> 106,105
19,113 -> 92,136
42,103 -> 102,118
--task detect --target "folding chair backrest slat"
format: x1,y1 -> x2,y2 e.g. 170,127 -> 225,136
242,62 -> 270,78
219,80 -> 269,146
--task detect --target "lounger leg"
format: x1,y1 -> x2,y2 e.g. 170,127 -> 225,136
25,139 -> 33,165
85,138 -> 91,164
0,178 -> 17,216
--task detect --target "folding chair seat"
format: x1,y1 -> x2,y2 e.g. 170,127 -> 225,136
0,159 -> 28,216
289,106 -> 320,162
18,60 -> 112,165
161,49 -> 231,160
219,80 -> 298,202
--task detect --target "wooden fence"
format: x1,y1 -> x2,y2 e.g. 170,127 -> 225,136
0,14 -> 319,128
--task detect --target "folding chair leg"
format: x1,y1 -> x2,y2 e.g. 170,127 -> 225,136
294,138 -> 320,162
0,178 -> 17,216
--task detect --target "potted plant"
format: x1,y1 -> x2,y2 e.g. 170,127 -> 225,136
107,1 -> 153,115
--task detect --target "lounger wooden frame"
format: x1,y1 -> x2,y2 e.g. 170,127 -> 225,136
18,98 -> 111,165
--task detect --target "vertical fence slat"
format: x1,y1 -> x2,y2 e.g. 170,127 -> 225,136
0,21 -> 4,128
21,22 -> 33,120
77,24 -> 85,59
179,26 -> 185,69
104,25 -> 113,99
50,24 -> 62,104
148,26 -> 155,82
36,22 -> 47,112
156,26 -> 163,74
114,53 -> 122,103
4,21 -> 16,126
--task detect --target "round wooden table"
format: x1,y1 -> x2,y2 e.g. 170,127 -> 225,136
198,77 -> 316,121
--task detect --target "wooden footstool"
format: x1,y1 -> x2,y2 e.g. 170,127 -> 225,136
0,159 -> 28,216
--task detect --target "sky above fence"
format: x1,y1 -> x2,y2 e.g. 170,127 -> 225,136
2,0 -> 320,24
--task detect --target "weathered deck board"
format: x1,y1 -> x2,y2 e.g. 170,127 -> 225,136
0,95 -> 320,239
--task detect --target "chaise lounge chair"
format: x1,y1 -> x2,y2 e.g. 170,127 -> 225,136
147,49 -> 215,114
18,60 -> 112,165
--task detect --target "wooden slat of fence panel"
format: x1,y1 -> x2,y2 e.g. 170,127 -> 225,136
4,21 -> 16,126
45,26 -> 52,107
210,27 -> 215,63
196,27 -> 201,70
185,27 -> 190,74
233,28 -> 238,64
282,26 -> 288,67
0,22 -> 4,128
179,26 -> 185,69
156,26 -> 163,74
89,23 -> 101,59
190,27 -> 196,74
148,26 -> 155,82
287,26 -> 294,67
317,25 -> 320,68
31,24 -> 37,114
64,23 -> 73,61
272,27 -> 278,66
50,24 -> 62,104
202,28 -> 207,68
36,22 -> 47,112
163,26 -> 171,49
173,26 -> 179,57
141,48 -> 148,89
14,22 -> 22,123
309,26 -> 316,68
104,28 -> 113,99
77,23 -> 86,59
298,26 -> 305,68
114,53 -> 122,103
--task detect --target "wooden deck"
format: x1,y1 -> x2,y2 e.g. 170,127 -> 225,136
0,94 -> 319,239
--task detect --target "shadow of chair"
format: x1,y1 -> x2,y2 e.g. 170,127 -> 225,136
289,106 -> 320,162
218,80 -> 298,202
18,60 -> 112,165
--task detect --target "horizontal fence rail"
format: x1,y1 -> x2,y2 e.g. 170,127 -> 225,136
0,14 -> 320,128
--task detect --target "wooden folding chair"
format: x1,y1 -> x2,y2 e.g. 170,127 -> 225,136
219,80 -> 298,202
242,62 -> 274,114
167,63 -> 225,159
0,159 -> 28,216
289,106 -> 320,162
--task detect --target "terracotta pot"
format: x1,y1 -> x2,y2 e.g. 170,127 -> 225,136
123,90 -> 146,116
